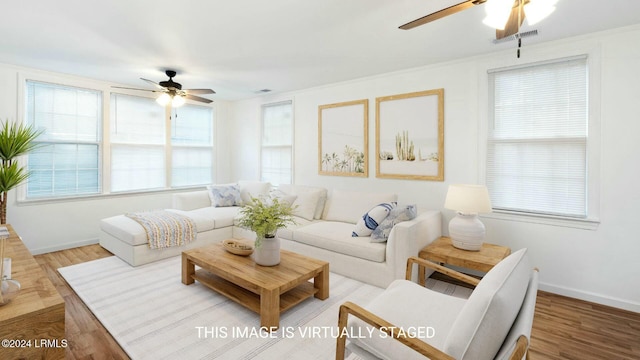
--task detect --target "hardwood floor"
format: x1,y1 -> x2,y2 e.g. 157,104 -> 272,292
35,245 -> 129,360
34,244 -> 640,360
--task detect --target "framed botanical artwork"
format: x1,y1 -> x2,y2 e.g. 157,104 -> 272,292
375,89 -> 444,181
318,99 -> 368,177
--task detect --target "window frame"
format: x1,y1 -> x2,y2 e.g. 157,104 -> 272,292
260,100 -> 294,185
170,104 -> 215,188
16,71 -> 216,203
478,51 -> 601,230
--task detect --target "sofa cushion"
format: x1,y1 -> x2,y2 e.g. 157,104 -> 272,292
349,279 -> 466,360
278,184 -> 328,219
352,202 -> 396,237
165,209 -> 215,232
371,204 -> 417,242
207,184 -> 242,207
238,180 -> 271,204
100,215 -> 148,246
276,216 -> 315,240
292,222 -> 386,262
183,206 -> 241,228
323,190 -> 397,224
443,248 -> 530,360
172,190 -> 211,211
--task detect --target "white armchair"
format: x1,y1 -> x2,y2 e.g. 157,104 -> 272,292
336,248 -> 539,360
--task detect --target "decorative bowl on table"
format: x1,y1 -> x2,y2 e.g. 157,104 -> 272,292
222,239 -> 254,256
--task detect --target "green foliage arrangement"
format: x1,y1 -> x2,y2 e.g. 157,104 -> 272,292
237,196 -> 296,248
0,120 -> 43,224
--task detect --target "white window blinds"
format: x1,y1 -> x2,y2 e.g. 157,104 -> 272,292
261,101 -> 293,185
110,94 -> 165,192
26,81 -> 102,198
487,56 -> 588,218
171,105 -> 214,187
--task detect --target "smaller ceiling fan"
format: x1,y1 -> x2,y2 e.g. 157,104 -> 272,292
399,0 -> 557,40
113,70 -> 215,107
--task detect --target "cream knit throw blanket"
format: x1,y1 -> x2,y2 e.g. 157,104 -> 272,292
126,210 -> 196,249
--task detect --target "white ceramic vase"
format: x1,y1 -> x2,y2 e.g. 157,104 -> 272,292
253,236 -> 281,266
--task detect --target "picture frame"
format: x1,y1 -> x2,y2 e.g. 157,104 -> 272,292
375,89 -> 444,181
318,99 -> 368,177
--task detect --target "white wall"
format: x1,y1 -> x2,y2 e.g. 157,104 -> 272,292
0,64 -> 233,254
230,25 -> 640,312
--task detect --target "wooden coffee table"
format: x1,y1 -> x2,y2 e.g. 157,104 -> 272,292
182,242 -> 329,330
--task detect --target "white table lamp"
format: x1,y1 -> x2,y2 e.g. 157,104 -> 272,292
444,184 -> 492,251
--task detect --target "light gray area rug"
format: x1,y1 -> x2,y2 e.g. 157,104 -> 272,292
59,255 -> 472,360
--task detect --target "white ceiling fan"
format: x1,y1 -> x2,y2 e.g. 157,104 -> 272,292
399,0 -> 558,40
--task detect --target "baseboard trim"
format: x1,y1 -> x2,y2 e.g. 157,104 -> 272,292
540,281 -> 640,313
30,238 -> 99,255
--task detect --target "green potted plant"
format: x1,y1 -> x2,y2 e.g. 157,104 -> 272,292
237,196 -> 296,266
0,120 -> 43,224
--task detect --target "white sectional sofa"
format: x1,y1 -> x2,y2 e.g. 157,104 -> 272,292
99,182 -> 442,288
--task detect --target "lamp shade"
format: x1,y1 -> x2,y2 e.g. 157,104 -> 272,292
444,184 -> 492,214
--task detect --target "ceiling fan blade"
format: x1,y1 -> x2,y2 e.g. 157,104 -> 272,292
399,0 -> 478,30
111,86 -> 157,92
185,94 -> 213,104
140,78 -> 166,90
184,89 -> 216,95
496,1 -> 526,39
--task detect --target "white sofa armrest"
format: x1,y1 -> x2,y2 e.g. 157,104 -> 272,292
172,190 -> 211,211
385,210 -> 442,280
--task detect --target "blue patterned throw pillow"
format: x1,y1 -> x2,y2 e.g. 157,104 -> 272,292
370,204 -> 417,242
352,202 -> 397,237
207,184 -> 242,207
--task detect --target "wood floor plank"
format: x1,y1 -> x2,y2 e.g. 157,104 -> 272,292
35,244 -> 130,360
31,244 -> 640,359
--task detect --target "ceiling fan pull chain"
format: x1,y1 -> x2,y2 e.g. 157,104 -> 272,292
517,37 -> 522,58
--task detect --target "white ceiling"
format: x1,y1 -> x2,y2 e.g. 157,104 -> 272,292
2,0 -> 640,100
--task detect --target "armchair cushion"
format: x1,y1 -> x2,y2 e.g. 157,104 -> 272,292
348,279 -> 466,360
443,248 -> 530,360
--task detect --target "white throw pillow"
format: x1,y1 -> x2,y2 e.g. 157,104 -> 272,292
352,202 -> 397,237
292,190 -> 323,220
370,204 -> 417,242
277,184 -> 328,219
237,180 -> 271,204
206,184 -> 242,207
269,189 -> 298,206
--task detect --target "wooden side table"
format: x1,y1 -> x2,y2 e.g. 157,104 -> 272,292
417,236 -> 511,285
0,224 -> 65,360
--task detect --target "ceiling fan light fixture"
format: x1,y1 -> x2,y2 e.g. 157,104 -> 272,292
156,93 -> 171,106
524,0 -> 557,25
482,0 -> 514,30
171,95 -> 186,107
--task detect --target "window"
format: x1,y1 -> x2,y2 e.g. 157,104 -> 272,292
110,94 -> 166,192
26,81 -> 102,198
171,104 -> 214,187
261,101 -> 293,185
486,56 -> 589,218
21,76 -> 216,201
